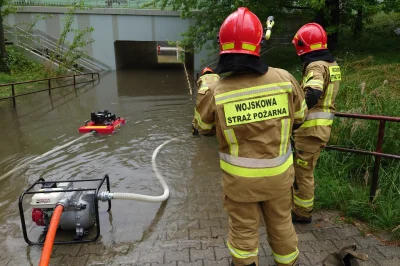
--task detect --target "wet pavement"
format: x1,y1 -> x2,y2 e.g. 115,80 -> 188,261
0,63 -> 399,265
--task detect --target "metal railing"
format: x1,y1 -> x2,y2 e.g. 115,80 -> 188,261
0,73 -> 100,107
326,112 -> 400,202
9,0 -> 169,9
4,26 -> 109,73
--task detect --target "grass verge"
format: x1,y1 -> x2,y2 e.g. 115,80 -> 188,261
264,47 -> 400,239
0,46 -> 50,98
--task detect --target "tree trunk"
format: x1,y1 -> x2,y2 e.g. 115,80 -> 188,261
353,8 -> 363,39
0,11 -> 10,74
314,0 -> 340,51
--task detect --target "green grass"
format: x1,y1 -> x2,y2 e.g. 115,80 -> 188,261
264,45 -> 400,239
0,46 -> 51,98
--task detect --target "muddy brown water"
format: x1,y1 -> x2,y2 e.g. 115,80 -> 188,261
0,63 -> 221,264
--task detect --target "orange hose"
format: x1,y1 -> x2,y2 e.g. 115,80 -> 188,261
39,205 -> 64,266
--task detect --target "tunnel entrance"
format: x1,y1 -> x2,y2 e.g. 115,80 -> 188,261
114,41 -> 194,70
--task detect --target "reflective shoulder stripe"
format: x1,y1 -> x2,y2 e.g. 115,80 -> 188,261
215,82 -> 292,105
294,195 -> 314,208
301,119 -> 333,128
304,79 -> 324,89
198,86 -> 209,92
280,119 -> 290,156
220,154 -> 293,178
273,248 -> 299,264
306,112 -> 334,120
194,109 -> 214,130
295,99 -> 307,119
219,147 -> 292,169
223,129 -> 238,157
227,241 -> 258,259
323,83 -> 334,113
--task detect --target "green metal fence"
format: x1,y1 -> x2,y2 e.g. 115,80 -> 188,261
9,0 -> 167,9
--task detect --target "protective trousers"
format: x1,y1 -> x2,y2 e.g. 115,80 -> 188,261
293,141 -> 323,218
224,189 -> 299,266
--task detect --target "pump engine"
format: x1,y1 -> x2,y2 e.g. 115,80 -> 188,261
90,110 -> 116,126
19,176 -> 111,245
30,182 -> 96,239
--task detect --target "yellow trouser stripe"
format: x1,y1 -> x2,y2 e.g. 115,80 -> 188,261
220,154 -> 293,178
273,248 -> 299,264
215,82 -> 292,105
224,129 -> 239,157
194,109 -> 214,130
227,241 -> 258,259
294,195 -> 314,208
301,119 -> 333,128
323,83 -> 334,112
280,119 -> 290,156
295,99 -> 307,119
304,79 -> 324,89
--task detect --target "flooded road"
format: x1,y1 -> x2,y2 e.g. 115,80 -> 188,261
0,63 -> 221,265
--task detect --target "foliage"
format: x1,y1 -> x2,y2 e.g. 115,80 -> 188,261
50,1 -> 94,74
0,46 -> 47,98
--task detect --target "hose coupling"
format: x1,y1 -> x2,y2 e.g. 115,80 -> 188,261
97,191 -> 113,202
57,198 -> 70,208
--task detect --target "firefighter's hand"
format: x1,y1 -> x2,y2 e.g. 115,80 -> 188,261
192,125 -> 199,135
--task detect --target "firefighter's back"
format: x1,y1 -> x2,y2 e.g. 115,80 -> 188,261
210,67 -> 305,203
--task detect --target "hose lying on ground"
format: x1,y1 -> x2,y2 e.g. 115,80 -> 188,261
38,204 -> 64,266
0,132 -> 95,182
98,138 -> 177,203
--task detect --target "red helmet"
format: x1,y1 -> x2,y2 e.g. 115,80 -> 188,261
292,23 -> 328,56
218,7 -> 263,57
201,67 -> 213,75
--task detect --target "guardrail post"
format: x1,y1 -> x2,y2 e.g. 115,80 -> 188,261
48,79 -> 51,97
73,75 -> 76,89
11,84 -> 16,108
370,120 -> 386,202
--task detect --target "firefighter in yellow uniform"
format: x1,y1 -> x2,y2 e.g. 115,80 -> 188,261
192,67 -> 220,135
196,67 -> 220,106
291,23 -> 341,223
193,7 -> 307,266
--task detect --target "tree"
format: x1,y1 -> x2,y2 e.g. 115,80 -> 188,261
151,0 -> 301,54
0,0 -> 18,73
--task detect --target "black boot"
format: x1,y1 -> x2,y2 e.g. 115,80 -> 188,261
292,211 -> 312,224
231,262 -> 256,266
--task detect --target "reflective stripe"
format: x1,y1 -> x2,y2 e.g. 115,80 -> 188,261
227,241 -> 258,259
295,99 -> 307,119
294,195 -> 314,208
301,119 -> 333,128
198,86 -> 209,92
215,82 -> 292,105
220,154 -> 293,178
323,83 -> 334,112
280,119 -> 290,156
224,129 -> 239,157
219,147 -> 292,168
306,112 -> 334,120
304,79 -> 324,89
310,43 -> 323,49
273,248 -> 299,264
222,42 -> 234,50
242,43 -> 256,52
194,109 -> 214,130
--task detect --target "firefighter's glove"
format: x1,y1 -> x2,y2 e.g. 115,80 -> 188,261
322,244 -> 368,266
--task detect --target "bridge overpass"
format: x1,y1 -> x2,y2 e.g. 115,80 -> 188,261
5,6 -> 210,72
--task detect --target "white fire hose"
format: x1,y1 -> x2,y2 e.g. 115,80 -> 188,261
98,138 -> 176,203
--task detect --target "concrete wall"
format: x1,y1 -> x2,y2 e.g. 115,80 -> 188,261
6,7 -> 207,72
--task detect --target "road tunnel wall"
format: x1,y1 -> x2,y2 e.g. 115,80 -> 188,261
114,41 -> 158,69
